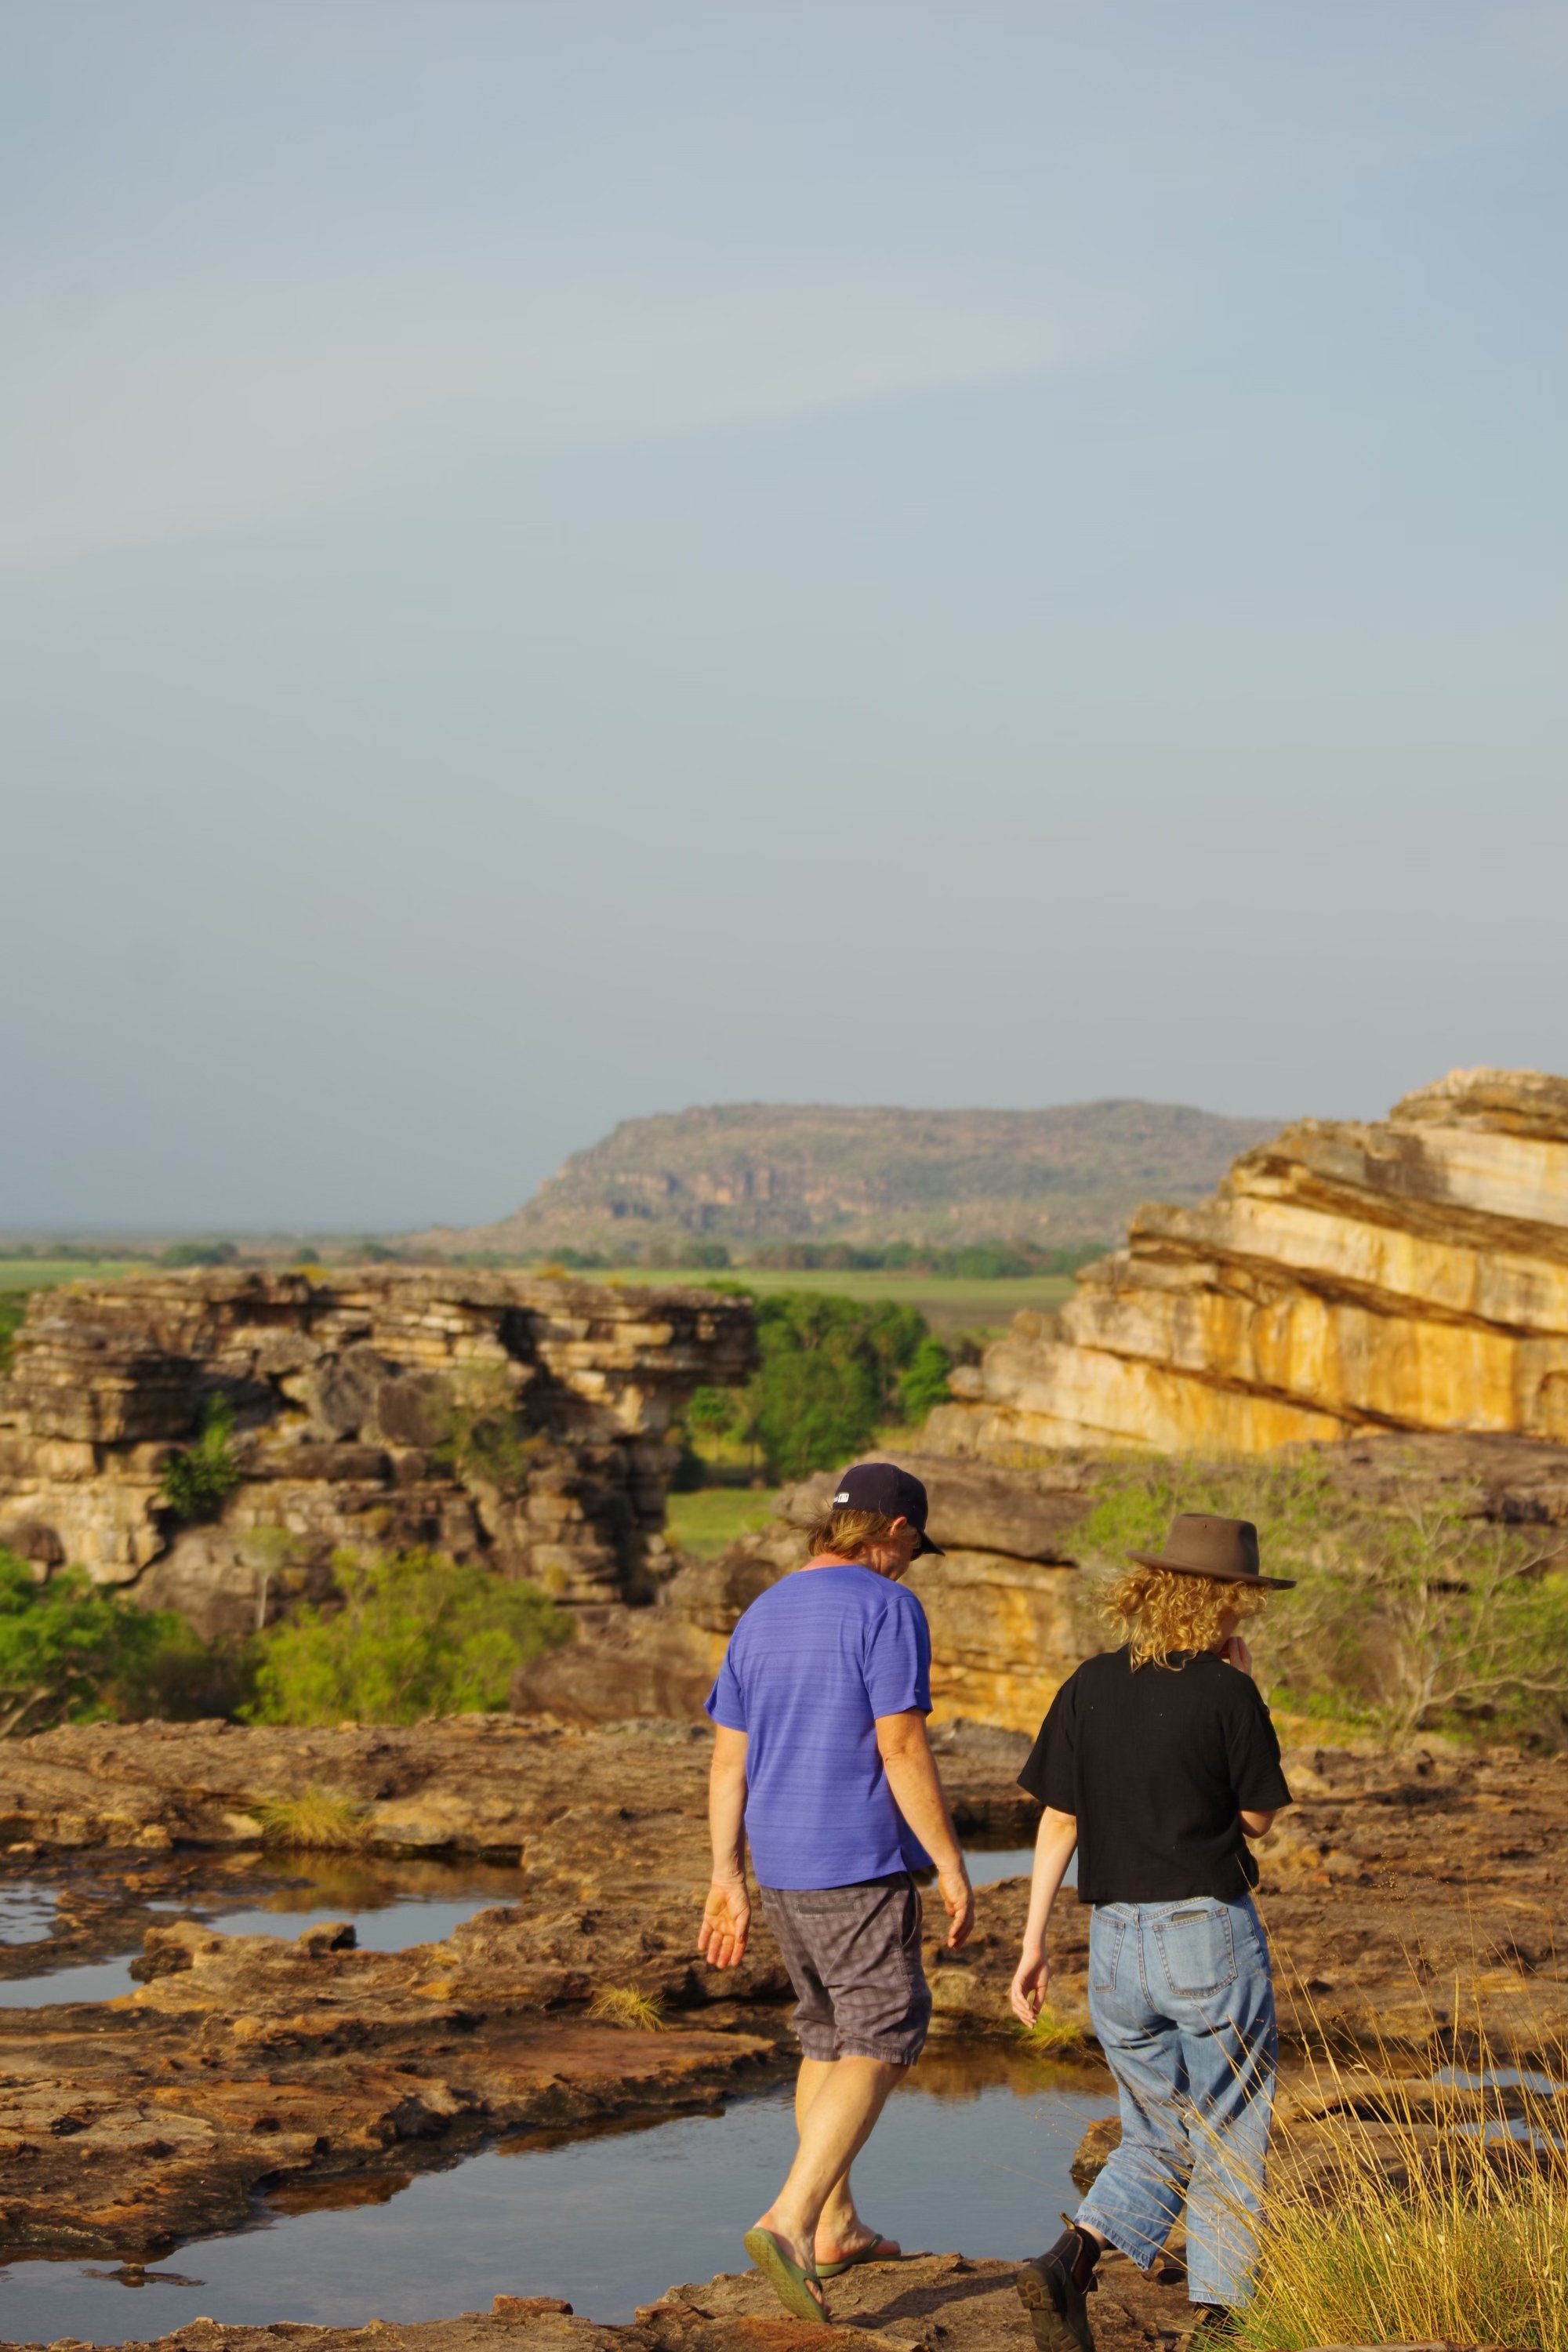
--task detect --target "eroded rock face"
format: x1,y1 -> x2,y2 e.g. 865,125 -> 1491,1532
929,1067 -> 1568,1457
511,1454 -> 1098,1735
0,1270 -> 753,1630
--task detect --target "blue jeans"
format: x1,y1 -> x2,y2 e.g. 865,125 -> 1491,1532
1076,1895 -> 1276,2307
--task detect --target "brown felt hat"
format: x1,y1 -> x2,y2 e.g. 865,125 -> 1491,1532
1129,1512 -> 1295,1590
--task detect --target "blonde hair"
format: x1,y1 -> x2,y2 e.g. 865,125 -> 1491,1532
804,1508 -> 905,1563
1102,1563 -> 1265,1670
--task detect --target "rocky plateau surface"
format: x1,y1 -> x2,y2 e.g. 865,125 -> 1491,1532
0,2251 -> 1345,2352
0,1272 -> 753,1632
930,1065 -> 1568,1456
0,1717 -> 1563,2271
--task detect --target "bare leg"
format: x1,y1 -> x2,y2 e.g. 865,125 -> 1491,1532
793,2056 -> 906,2267
755,2055 -> 905,2294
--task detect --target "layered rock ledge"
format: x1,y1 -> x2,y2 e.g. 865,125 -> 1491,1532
0,1271 -> 754,1629
928,1065 -> 1568,1457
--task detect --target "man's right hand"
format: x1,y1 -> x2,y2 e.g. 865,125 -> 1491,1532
697,1873 -> 751,1969
936,1860 -> 975,1950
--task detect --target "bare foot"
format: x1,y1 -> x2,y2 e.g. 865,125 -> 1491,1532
750,2212 -> 826,2308
815,2223 -> 902,2267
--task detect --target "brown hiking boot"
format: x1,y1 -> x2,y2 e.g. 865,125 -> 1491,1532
1016,2222 -> 1099,2352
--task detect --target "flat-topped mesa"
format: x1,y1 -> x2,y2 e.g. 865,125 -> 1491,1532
924,1067 -> 1568,1461
0,1268 -> 755,1632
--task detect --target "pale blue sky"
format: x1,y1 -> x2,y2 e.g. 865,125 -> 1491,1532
3,2 -> 1565,1228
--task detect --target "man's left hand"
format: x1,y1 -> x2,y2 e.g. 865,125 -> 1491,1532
697,1874 -> 751,1969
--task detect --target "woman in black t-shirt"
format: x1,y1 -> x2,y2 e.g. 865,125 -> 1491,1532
1008,1514 -> 1294,2352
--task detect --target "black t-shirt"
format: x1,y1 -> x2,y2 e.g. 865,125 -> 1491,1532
1018,1646 -> 1293,1904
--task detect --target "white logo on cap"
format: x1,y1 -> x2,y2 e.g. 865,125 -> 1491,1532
833,1491 -> 851,1504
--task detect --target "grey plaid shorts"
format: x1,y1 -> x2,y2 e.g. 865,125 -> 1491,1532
760,1871 -> 931,2065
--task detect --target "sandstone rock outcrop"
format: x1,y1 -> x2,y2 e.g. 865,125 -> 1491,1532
928,1068 -> 1568,1458
510,1453 -> 1096,1734
0,1271 -> 753,1633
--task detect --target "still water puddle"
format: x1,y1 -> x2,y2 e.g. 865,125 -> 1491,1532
0,1859 -> 523,2006
0,1850 -> 1051,2005
0,2048 -> 1112,2337
964,1847 -> 1073,1889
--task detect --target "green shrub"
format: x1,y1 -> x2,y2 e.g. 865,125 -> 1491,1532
433,1367 -> 533,1491
0,1292 -> 29,1377
897,1334 -> 953,1423
0,1550 -> 220,1737
245,1546 -> 572,1726
1080,1455 -> 1568,1745
159,1396 -> 243,1521
158,1241 -> 238,1269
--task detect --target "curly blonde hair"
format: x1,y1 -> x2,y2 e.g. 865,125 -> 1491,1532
1102,1564 -> 1266,1670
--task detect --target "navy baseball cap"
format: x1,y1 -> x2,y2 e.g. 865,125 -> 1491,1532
830,1461 -> 945,1556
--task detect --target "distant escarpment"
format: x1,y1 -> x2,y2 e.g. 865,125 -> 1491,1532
927,1066 -> 1568,1458
0,1269 -> 753,1635
408,1098 -> 1279,1260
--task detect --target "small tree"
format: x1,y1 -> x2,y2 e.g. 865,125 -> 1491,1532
245,1548 -> 572,1726
160,1396 -> 242,1521
0,1551 -> 210,1737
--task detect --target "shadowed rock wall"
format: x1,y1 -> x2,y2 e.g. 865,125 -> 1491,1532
513,1451 -> 1097,1733
928,1067 -> 1568,1459
0,1269 -> 753,1635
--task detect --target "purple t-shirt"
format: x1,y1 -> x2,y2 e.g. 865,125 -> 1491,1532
705,1561 -> 933,1891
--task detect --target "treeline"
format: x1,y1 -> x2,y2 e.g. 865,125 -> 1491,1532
544,1238 -> 1106,1276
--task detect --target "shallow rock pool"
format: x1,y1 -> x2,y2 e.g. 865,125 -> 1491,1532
0,1855 -> 528,2005
0,2045 -> 1112,2339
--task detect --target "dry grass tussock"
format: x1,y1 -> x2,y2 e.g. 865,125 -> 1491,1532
1017,2005 -> 1087,2057
586,1984 -> 666,2032
1236,1984 -> 1568,2352
254,1786 -> 372,1850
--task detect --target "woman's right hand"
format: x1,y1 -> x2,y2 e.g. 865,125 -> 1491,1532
1010,1947 -> 1051,2027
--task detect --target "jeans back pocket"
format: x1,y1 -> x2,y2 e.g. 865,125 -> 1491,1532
1152,1902 -> 1237,2000
1089,1910 -> 1127,1992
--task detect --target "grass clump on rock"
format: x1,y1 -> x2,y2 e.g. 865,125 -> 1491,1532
254,1786 -> 372,1849
1016,2004 -> 1087,2057
586,1985 -> 665,2032
1237,2019 -> 1568,2352
244,1545 -> 571,1726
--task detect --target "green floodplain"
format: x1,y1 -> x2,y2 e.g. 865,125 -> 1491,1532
581,1263 -> 1076,1338
0,1257 -> 1077,1334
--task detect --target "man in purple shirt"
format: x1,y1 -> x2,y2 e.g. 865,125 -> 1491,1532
699,1461 -> 974,2323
